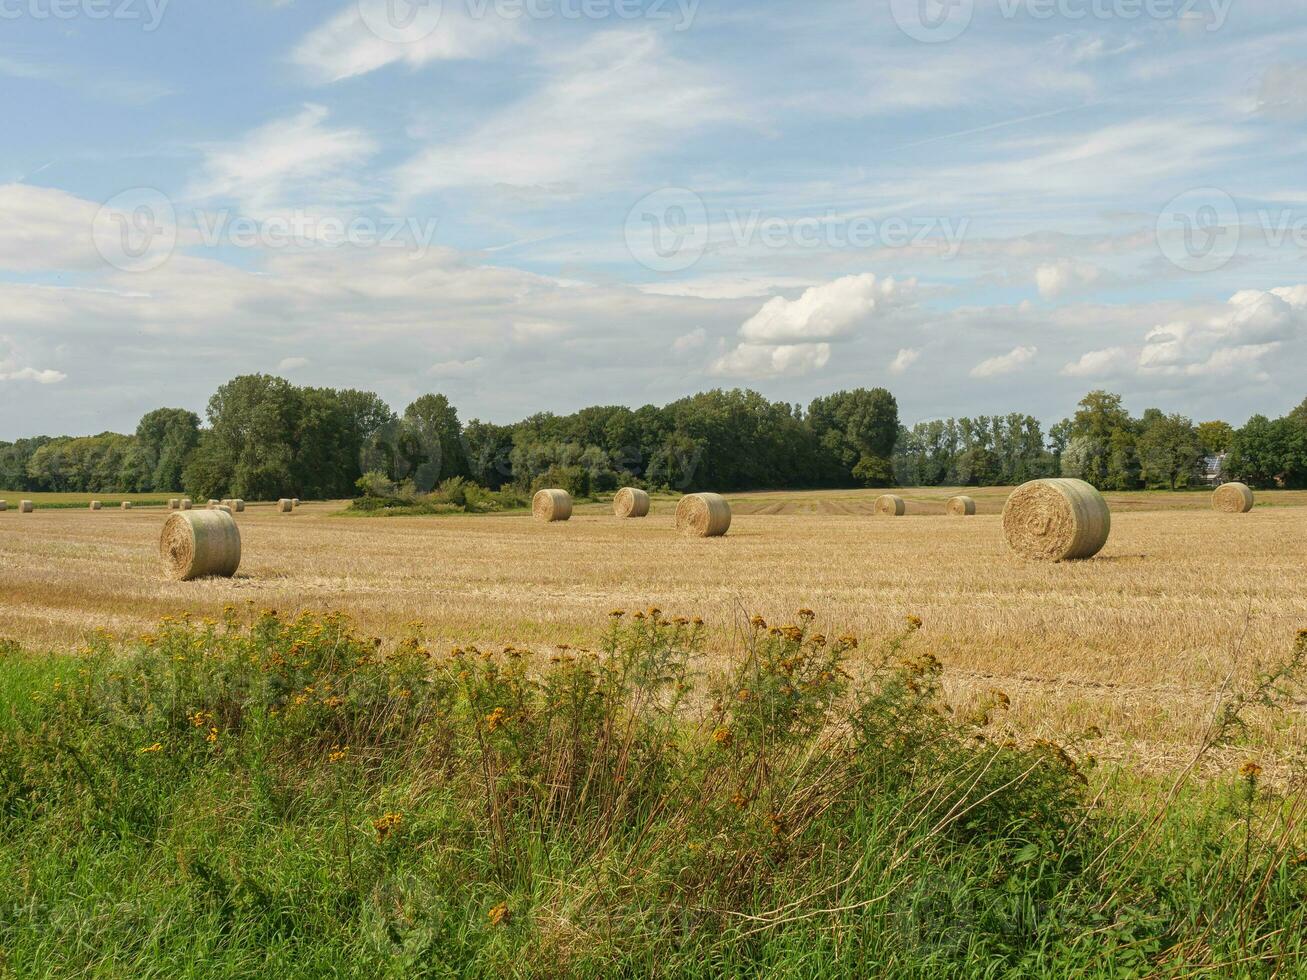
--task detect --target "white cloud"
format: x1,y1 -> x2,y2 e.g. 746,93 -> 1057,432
970,345 -> 1037,379
394,30 -> 738,196
1060,346 -> 1132,378
710,342 -> 831,379
428,357 -> 485,377
0,184 -> 103,272
190,104 -> 378,220
0,338 -> 64,384
292,1 -> 522,84
277,356 -> 310,372
672,328 -> 706,354
888,348 -> 920,375
739,273 -> 910,344
1035,260 -> 1102,299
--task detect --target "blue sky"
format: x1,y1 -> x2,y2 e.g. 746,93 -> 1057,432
2,0 -> 1306,437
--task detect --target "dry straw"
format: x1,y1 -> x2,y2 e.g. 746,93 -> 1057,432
533,489 -> 573,523
20,500 -> 33,513
159,510 -> 241,582
121,501 -> 132,511
676,492 -> 732,537
947,495 -> 976,516
168,498 -> 179,510
1212,482 -> 1254,513
875,494 -> 906,516
277,498 -> 293,514
1003,478 -> 1110,561
180,498 -> 193,510
90,501 -> 102,511
613,487 -> 651,519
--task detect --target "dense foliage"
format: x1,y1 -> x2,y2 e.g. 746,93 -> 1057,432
3,376 -> 1306,498
1,611 -> 1303,976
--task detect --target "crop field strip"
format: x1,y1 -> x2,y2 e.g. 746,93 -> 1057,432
1,489 -> 1305,776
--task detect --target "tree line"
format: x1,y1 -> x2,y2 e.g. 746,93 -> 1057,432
2,375 -> 1305,498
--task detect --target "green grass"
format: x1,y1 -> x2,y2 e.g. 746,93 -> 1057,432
0,490 -> 180,509
0,612 -> 1304,977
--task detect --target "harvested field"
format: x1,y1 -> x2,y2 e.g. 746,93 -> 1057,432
1,488 -> 1305,776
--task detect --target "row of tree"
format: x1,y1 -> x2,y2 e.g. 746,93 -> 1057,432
3,377 -> 1305,498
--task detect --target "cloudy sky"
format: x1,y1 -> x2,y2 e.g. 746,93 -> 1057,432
2,0 -> 1306,437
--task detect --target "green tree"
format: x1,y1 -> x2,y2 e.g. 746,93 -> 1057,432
402,394 -> 468,491
1196,420 -> 1235,457
135,408 -> 200,492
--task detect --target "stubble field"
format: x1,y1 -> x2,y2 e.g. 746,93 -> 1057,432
2,487 -> 1305,776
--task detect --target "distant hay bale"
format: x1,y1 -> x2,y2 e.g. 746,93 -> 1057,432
207,499 -> 220,509
232,499 -> 245,513
19,501 -> 33,513
292,498 -> 300,509
277,498 -> 293,514
946,495 -> 976,516
121,501 -> 132,511
215,504 -> 232,515
533,489 -> 573,523
875,494 -> 906,516
0,501 -> 7,512
159,509 -> 241,582
1212,482 -> 1254,513
1002,478 -> 1110,562
180,498 -> 193,511
676,492 -> 732,538
613,487 -> 651,519
90,501 -> 102,511
168,498 -> 179,510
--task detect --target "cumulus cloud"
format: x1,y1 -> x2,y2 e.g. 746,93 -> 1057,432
710,343 -> 831,379
888,348 -> 920,375
1035,260 -> 1102,299
970,345 -> 1037,379
672,328 -> 706,354
1060,346 -> 1133,378
0,339 -> 64,384
277,356 -> 310,372
739,273 -> 910,344
0,184 -> 103,272
291,1 -> 522,84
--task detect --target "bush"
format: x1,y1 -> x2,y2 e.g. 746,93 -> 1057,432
1,613 -> 1304,975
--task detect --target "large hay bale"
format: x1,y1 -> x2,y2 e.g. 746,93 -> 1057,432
946,495 -> 976,516
1212,482 -> 1253,513
277,498 -> 293,514
676,492 -> 732,537
168,498 -> 179,510
121,501 -> 133,511
90,501 -> 102,511
20,500 -> 33,513
533,489 -> 573,523
160,509 -> 241,581
613,487 -> 651,519
1003,478 -> 1110,561
232,499 -> 245,513
180,498 -> 193,510
875,494 -> 906,516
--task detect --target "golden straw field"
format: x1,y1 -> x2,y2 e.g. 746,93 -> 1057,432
2,487 -> 1305,777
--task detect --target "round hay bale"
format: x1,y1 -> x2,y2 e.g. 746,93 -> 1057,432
291,498 -> 300,509
676,492 -> 732,537
168,498 -> 179,510
533,489 -> 573,523
90,501 -> 102,511
0,501 -> 8,512
231,499 -> 245,513
180,498 -> 193,510
613,487 -> 651,519
1212,482 -> 1253,513
875,494 -> 906,516
277,498 -> 293,514
207,499 -> 221,509
121,501 -> 133,511
20,500 -> 33,513
946,495 -> 976,516
159,509 -> 241,582
1002,478 -> 1110,561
